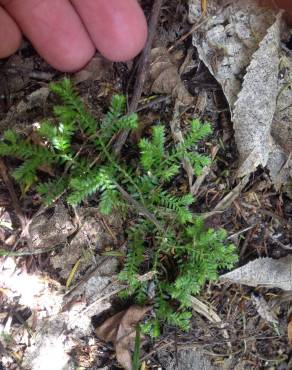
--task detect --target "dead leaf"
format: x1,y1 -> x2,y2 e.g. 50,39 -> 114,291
220,255 -> 292,290
288,308 -> 292,347
190,0 -> 276,108
73,55 -> 112,84
233,12 -> 283,177
96,309 -> 126,343
149,47 -> 194,105
251,293 -> 278,324
189,0 -> 291,188
158,348 -> 218,370
95,305 -> 151,370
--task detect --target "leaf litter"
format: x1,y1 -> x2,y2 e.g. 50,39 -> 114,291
95,305 -> 151,370
189,0 -> 291,188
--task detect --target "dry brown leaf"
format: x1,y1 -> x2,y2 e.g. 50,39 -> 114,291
288,309 -> 292,347
149,47 -> 194,105
95,305 -> 151,370
95,310 -> 126,343
73,55 -> 112,84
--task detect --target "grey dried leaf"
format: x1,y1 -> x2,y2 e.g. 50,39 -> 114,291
158,349 -> 219,370
233,12 -> 282,177
189,0 -> 291,188
251,293 -> 278,324
190,0 -> 276,108
221,255 -> 292,291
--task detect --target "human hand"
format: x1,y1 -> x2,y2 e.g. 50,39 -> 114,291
261,0 -> 292,24
0,0 -> 147,72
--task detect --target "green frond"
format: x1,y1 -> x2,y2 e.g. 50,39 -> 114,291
108,94 -> 126,116
100,95 -> 138,142
0,78 -> 238,334
0,132 -> 54,162
99,187 -> 119,215
160,163 -> 180,181
118,229 -> 145,293
115,113 -> 138,130
155,298 -> 192,331
37,178 -> 69,205
3,129 -> 18,144
188,153 -> 211,176
39,122 -> 74,154
139,125 -> 166,173
67,169 -> 102,206
12,159 -> 40,188
152,125 -> 165,154
183,119 -> 212,148
67,166 -> 116,206
50,79 -> 97,137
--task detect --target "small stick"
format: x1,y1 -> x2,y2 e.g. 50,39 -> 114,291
115,183 -> 164,231
167,17 -> 208,53
0,159 -> 27,231
0,244 -> 61,257
114,0 -> 164,155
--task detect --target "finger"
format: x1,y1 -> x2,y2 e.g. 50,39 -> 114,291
1,0 -> 95,72
71,0 -> 148,62
275,0 -> 292,24
0,6 -> 22,58
261,0 -> 292,24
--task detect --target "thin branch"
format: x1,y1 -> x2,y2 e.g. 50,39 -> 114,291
114,0 -> 164,155
0,159 -> 27,231
115,183 -> 164,231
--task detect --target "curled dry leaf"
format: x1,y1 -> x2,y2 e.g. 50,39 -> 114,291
189,0 -> 276,108
221,255 -> 292,291
149,47 -> 194,106
288,308 -> 292,347
251,293 -> 278,324
73,55 -> 112,84
189,0 -> 291,188
95,305 -> 151,370
233,12 -> 283,178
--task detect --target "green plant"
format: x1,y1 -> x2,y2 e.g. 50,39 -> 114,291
0,79 -> 237,332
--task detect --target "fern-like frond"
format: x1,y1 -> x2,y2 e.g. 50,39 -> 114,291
99,95 -> 138,142
139,125 -> 165,172
119,230 -> 145,293
39,119 -> 75,154
183,119 -> 212,149
37,178 -> 69,205
50,79 -> 97,137
12,159 -> 40,188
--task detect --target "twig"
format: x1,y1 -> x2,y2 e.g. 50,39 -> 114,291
115,183 -> 164,231
227,224 -> 257,240
78,271 -> 155,316
214,176 -> 249,211
114,0 -> 164,155
191,147 -> 219,195
169,101 -> 195,190
0,159 -> 27,231
167,17 -> 208,53
0,244 -> 61,257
